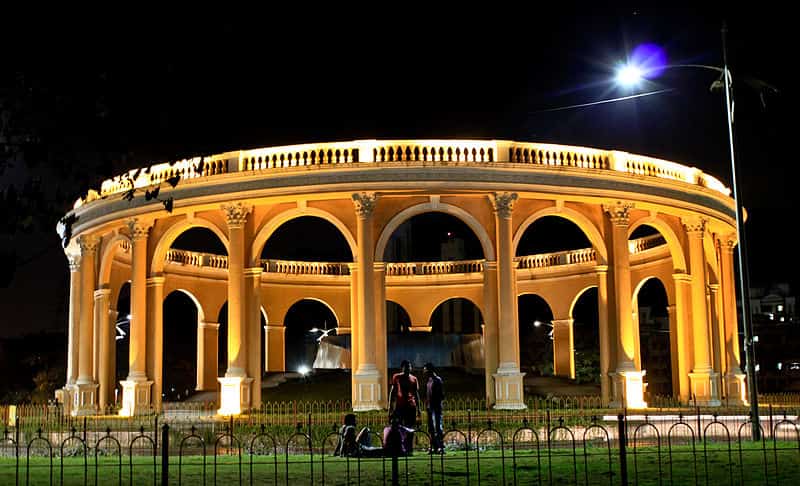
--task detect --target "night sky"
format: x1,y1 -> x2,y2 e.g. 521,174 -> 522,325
0,8 -> 795,338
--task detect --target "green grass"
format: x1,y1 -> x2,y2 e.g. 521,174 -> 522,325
2,442 -> 798,485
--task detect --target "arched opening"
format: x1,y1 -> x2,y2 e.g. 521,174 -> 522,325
284,299 -> 339,373
162,290 -> 199,402
114,282 -> 131,405
386,301 -> 412,334
384,213 -> 484,262
261,216 -> 353,262
429,298 -> 482,334
517,294 -> 554,376
572,288 -> 601,386
516,215 -> 592,257
635,277 -> 672,399
171,227 -> 227,254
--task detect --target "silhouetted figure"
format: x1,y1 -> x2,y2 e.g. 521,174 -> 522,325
389,360 -> 421,454
423,362 -> 445,454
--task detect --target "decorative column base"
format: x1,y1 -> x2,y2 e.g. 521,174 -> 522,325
217,376 -> 253,416
493,364 -> 526,410
55,387 -> 73,416
71,382 -> 100,416
724,372 -> 748,406
609,369 -> 648,409
353,365 -> 382,411
119,379 -> 153,417
689,370 -> 721,406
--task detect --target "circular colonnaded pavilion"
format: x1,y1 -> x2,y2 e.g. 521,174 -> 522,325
55,139 -> 748,416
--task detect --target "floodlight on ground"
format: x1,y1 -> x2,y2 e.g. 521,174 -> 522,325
298,365 -> 310,376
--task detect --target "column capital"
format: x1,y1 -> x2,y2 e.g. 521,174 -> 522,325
264,325 -> 286,333
602,202 -> 634,226
672,272 -> 692,284
67,254 -> 81,272
77,234 -> 101,254
222,202 -> 252,228
373,261 -> 387,272
199,321 -> 221,330
482,260 -> 498,272
491,192 -> 518,219
352,192 -> 378,218
708,283 -> 721,292
93,288 -> 112,300
146,276 -> 166,287
682,216 -> 707,235
244,267 -> 263,278
593,264 -> 609,275
126,218 -> 152,241
720,234 -> 737,253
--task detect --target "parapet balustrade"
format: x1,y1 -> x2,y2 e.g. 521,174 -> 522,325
160,235 -> 667,277
81,140 -> 730,205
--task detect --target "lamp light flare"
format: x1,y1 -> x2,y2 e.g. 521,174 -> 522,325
616,65 -> 644,87
298,365 -> 310,376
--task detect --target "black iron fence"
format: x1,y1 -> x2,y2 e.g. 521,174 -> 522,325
2,410 -> 800,485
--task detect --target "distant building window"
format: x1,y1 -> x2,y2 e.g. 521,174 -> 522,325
778,304 -> 784,312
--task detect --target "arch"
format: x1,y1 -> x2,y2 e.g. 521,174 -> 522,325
386,300 -> 412,333
171,288 -> 206,323
281,297 -> 340,329
426,296 -> 484,330
151,216 -> 229,274
631,276 -> 674,397
627,216 -> 687,273
98,233 -> 131,287
375,202 -> 495,262
251,208 -> 357,266
513,206 -> 608,265
568,285 -> 599,319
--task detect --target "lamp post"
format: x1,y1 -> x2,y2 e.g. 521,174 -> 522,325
615,24 -> 761,440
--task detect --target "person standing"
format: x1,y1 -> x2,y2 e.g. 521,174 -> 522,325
389,360 -> 421,452
423,363 -> 444,454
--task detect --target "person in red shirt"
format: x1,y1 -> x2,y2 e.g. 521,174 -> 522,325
389,360 -> 421,430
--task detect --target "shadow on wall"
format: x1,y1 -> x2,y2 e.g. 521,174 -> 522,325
312,333 -> 484,370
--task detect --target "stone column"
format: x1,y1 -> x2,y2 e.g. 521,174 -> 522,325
720,236 -> 746,404
120,219 -> 153,416
348,262 -> 360,389
684,218 -> 720,406
95,289 -> 112,411
482,261 -> 499,406
552,318 -> 575,379
146,276 -> 164,411
709,283 -> 725,398
245,267 -> 263,407
374,262 -> 388,409
73,235 -> 100,415
264,325 -> 285,372
60,254 -> 82,415
351,192 -> 382,411
197,321 -> 220,391
491,192 -> 525,409
603,202 -> 646,409
595,265 -> 611,406
672,273 -> 693,402
107,309 -> 118,407
218,202 -> 253,415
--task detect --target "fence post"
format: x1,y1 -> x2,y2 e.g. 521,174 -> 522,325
617,414 -> 628,486
161,424 -> 169,486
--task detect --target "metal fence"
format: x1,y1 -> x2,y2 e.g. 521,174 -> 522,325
2,410 -> 800,485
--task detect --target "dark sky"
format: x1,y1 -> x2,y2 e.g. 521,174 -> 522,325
0,8 -> 795,337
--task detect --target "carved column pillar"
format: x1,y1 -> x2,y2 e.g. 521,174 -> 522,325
245,267 -> 263,407
348,262 -> 360,392
264,325 -> 285,372
595,265 -> 611,406
218,202 -> 253,415
672,273 -> 693,402
720,236 -> 746,404
120,219 -> 153,416
146,276 -> 164,412
684,218 -> 720,406
603,202 -> 646,409
59,254 -> 82,414
482,261 -> 499,406
492,192 -> 525,409
351,192 -> 381,411
95,288 -> 112,411
74,235 -> 100,415
374,262 -> 388,408
552,318 -> 575,379
197,321 -> 219,391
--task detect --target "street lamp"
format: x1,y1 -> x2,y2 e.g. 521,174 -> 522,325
533,320 -> 554,340
614,24 -> 767,440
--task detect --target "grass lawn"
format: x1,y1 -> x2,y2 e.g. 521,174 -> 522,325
2,442 -> 798,485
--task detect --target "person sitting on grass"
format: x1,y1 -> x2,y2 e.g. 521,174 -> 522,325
334,413 -> 382,458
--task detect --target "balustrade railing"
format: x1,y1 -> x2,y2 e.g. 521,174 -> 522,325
82,140 -> 731,204
515,247 -> 597,270
261,259 -> 351,276
166,249 -> 229,269
386,259 -> 485,276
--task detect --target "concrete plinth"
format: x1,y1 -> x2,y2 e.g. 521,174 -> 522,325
689,370 -> 721,406
724,372 -> 748,406
353,365 -> 382,411
72,382 -> 99,416
493,364 -> 526,410
217,376 -> 253,416
119,379 -> 153,416
609,369 -> 648,409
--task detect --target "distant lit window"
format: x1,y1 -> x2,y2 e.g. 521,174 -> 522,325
780,317 -> 785,322
778,362 -> 783,370
778,304 -> 784,312
769,313 -> 774,320
755,364 -> 761,372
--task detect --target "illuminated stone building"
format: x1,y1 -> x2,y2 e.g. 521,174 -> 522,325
55,139 -> 746,415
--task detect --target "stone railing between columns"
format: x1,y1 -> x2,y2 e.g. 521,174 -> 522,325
80,140 -> 731,205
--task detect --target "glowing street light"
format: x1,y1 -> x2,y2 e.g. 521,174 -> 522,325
297,364 -> 310,376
